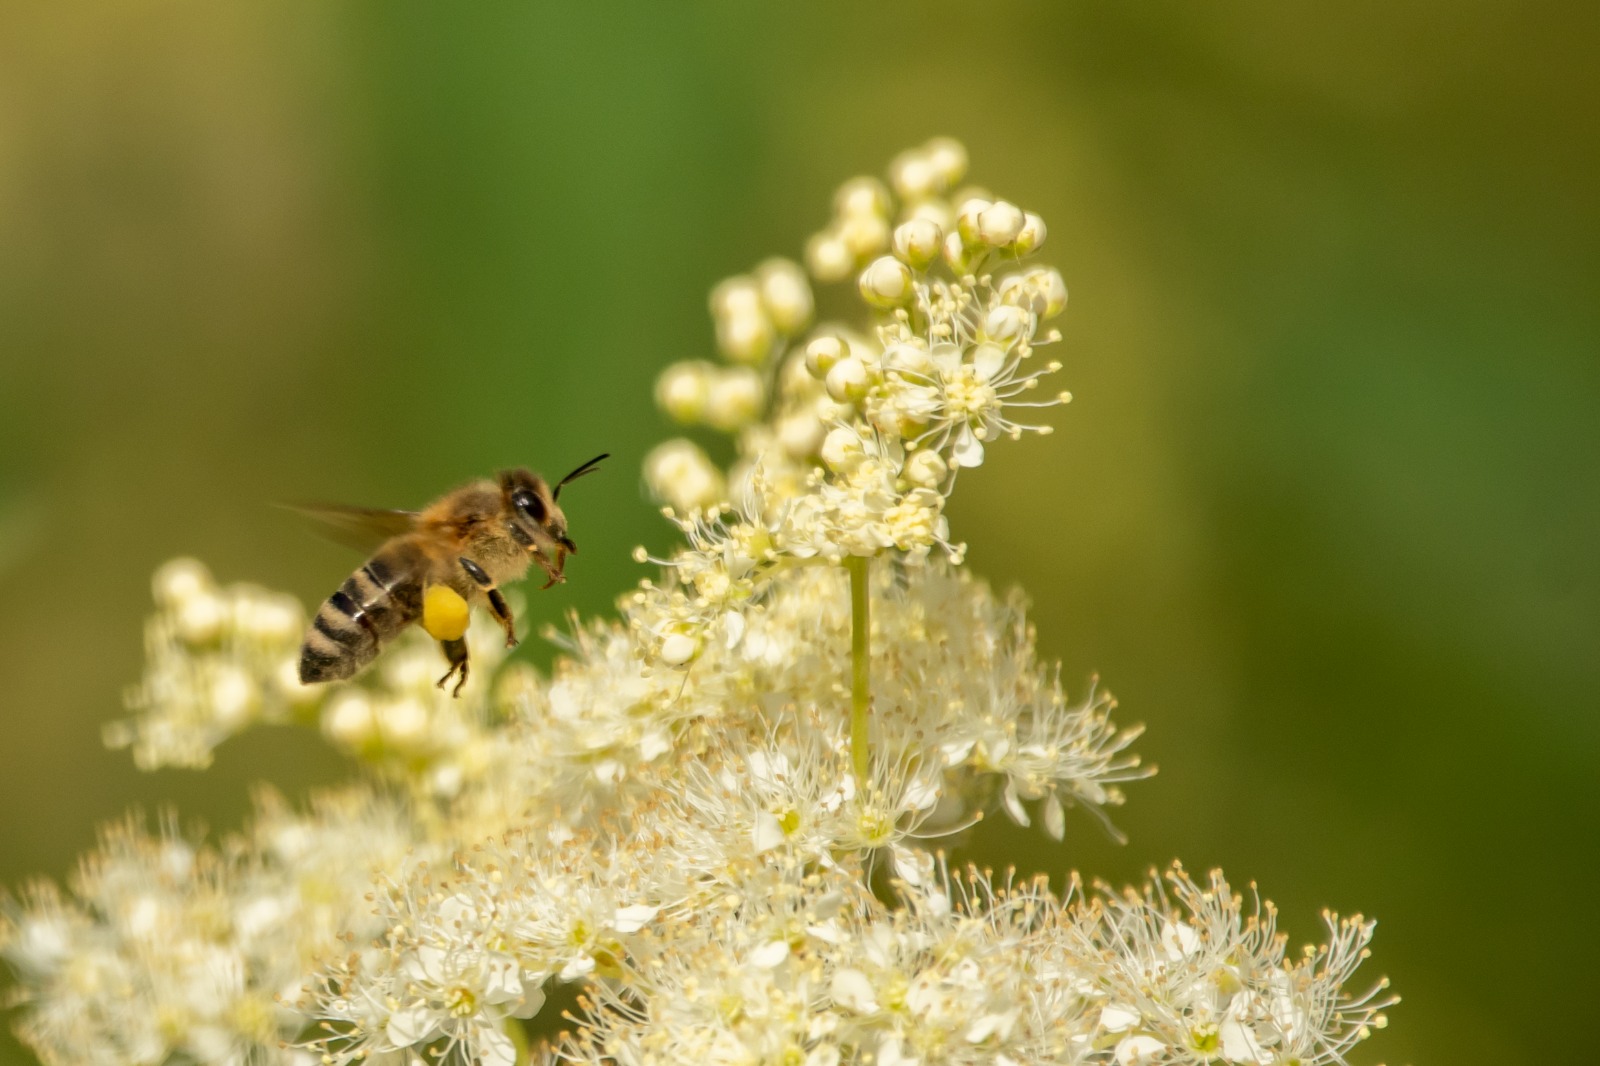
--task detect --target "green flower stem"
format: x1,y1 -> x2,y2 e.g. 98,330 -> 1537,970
507,1017 -> 531,1064
848,554 -> 871,782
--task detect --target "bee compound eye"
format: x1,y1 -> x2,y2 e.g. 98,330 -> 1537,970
514,491 -> 547,524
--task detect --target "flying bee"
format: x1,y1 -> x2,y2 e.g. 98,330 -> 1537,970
295,454 -> 608,696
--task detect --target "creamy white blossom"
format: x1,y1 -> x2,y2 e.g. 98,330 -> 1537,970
2,141 -> 1393,1066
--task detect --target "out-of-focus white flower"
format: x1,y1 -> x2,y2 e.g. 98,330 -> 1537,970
107,562 -> 309,770
645,438 -> 727,513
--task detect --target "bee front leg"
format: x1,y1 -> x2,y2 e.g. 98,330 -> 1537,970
459,558 -> 518,648
436,636 -> 470,698
531,549 -> 565,590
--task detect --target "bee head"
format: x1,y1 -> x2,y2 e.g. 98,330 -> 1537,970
499,454 -> 608,573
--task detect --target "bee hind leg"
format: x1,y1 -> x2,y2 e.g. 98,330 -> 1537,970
436,637 -> 469,698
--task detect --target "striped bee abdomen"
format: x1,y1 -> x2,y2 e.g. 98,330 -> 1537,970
299,548 -> 424,684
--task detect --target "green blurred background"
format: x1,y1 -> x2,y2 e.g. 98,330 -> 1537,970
2,3 -> 1595,1064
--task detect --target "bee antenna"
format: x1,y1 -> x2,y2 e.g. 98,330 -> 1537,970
553,453 -> 610,500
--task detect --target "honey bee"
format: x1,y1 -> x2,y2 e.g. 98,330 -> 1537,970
296,454 -> 608,696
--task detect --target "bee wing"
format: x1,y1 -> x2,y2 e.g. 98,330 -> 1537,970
282,503 -> 419,553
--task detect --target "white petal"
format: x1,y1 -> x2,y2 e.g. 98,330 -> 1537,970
722,609 -> 746,649
830,967 -> 878,1013
1161,920 -> 1200,960
1001,782 -> 1030,827
386,1006 -> 436,1048
900,776 -> 941,812
483,957 -> 523,1003
951,427 -> 986,468
474,1024 -> 517,1066
407,945 -> 450,985
749,939 -> 790,969
611,905 -> 659,934
972,343 -> 1007,381
1114,1035 -> 1165,1066
930,342 -> 962,372
891,844 -> 928,886
1043,794 -> 1066,841
753,811 -> 785,853
1221,1017 -> 1271,1065
940,739 -> 975,764
438,894 -> 477,927
1100,1004 -> 1140,1032
806,920 -> 845,945
921,886 -> 952,918
805,1046 -> 841,1066
559,955 -> 595,981
639,729 -> 671,761
965,1011 -> 1016,1043
510,984 -> 546,1020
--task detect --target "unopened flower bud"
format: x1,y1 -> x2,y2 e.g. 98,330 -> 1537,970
715,309 -> 775,365
1014,212 -> 1047,255
175,593 -> 226,645
884,342 -> 933,377
834,176 -> 891,219
776,411 -> 826,458
820,426 -> 867,473
859,256 -> 913,308
955,198 -> 992,245
982,304 -> 1035,348
1035,268 -> 1068,318
276,660 -> 318,705
805,231 -> 854,282
659,631 -> 699,666
996,273 -> 1040,315
825,355 -> 871,404
890,149 -> 937,201
805,335 -> 849,377
235,594 -> 301,644
838,212 -> 890,260
376,697 -> 429,749
902,197 -> 954,232
892,219 -> 943,270
153,558 -> 214,610
924,137 -> 968,187
209,665 -> 257,731
977,200 -> 1026,247
323,692 -> 376,749
942,230 -> 978,275
903,448 -> 949,489
655,361 -> 714,423
644,439 -> 726,512
756,258 -> 813,334
710,275 -> 763,319
706,368 -> 765,431
999,267 -> 1069,319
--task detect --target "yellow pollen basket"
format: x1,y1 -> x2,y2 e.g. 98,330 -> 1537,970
422,585 -> 471,641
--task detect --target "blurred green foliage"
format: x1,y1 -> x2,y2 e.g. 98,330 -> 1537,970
1,3 -> 1595,1064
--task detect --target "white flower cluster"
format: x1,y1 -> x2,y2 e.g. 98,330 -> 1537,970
106,557 -> 311,770
110,558 -> 514,798
0,791 -> 416,1066
554,860 -> 1390,1066
639,136 -> 1071,658
2,141 -> 1394,1066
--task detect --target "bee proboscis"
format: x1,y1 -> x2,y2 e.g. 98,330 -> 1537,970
295,454 -> 608,696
